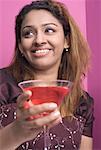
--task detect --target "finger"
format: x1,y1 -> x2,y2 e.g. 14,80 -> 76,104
32,109 -> 61,127
48,116 -> 62,128
28,102 -> 58,116
17,90 -> 32,108
17,102 -> 58,120
17,109 -> 61,130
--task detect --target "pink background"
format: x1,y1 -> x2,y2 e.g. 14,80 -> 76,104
0,0 -> 101,149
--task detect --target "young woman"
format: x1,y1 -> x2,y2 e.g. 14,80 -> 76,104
0,0 -> 94,149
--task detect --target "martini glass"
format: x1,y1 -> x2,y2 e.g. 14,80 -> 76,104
18,80 -> 72,150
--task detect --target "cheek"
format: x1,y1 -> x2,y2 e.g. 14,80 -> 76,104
55,39 -> 65,52
21,39 -> 32,50
51,36 -> 64,47
55,33 -> 65,49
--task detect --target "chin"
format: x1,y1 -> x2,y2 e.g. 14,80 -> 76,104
32,63 -> 55,71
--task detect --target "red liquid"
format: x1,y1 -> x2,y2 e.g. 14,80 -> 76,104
24,86 -> 69,105
23,86 -> 70,119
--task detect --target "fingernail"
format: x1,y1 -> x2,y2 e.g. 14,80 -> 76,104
25,90 -> 32,96
48,103 -> 57,109
53,111 -> 60,117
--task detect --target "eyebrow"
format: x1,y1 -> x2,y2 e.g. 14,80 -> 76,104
22,23 -> 58,30
42,23 -> 58,27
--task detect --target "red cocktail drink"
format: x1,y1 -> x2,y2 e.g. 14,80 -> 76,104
18,80 -> 72,110
24,86 -> 69,106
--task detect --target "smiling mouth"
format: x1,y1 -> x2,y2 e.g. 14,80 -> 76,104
31,49 -> 52,57
31,49 -> 50,54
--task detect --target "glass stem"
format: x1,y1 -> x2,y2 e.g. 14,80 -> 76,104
43,125 -> 50,150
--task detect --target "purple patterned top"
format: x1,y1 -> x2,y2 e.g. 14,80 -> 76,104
0,68 -> 94,150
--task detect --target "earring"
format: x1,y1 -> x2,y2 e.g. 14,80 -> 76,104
64,48 -> 69,52
21,52 -> 24,57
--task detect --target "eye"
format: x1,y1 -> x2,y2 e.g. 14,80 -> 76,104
45,27 -> 55,33
22,30 -> 34,38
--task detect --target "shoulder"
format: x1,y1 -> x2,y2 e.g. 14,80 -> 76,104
0,68 -> 22,105
0,68 -> 13,82
0,68 -> 7,76
0,67 -> 9,74
0,67 -> 18,85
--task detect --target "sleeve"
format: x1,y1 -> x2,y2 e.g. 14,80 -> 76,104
0,68 -> 22,106
0,68 -> 21,127
0,103 -> 17,128
74,92 -> 94,137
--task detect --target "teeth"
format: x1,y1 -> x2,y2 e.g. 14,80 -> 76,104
34,49 -> 50,54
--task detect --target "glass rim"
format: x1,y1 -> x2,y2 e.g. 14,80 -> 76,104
18,80 -> 73,90
18,79 -> 72,86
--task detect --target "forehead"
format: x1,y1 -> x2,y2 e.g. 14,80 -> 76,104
22,9 -> 62,27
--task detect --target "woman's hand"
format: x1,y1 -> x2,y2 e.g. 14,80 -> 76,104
0,91 -> 61,150
15,90 -> 61,141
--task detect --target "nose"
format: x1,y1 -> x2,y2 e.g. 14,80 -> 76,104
33,31 -> 46,46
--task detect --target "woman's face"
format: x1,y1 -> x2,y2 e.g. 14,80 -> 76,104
19,9 -> 67,71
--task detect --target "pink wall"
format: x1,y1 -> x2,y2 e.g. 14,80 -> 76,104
0,0 -> 100,149
86,0 -> 101,149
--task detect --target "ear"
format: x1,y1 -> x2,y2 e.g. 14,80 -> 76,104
18,43 -> 23,54
64,37 -> 70,49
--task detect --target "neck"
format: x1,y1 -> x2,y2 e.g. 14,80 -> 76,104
33,67 -> 59,81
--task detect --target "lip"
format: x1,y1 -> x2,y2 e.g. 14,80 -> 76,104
31,48 -> 52,57
31,48 -> 52,52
